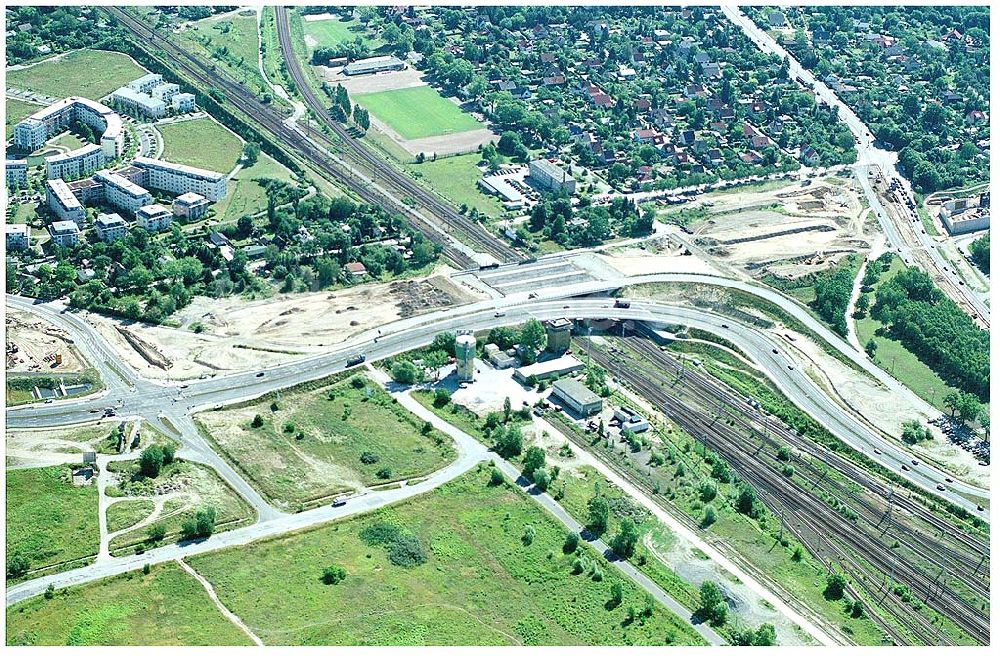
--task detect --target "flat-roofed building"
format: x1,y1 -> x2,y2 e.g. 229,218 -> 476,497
94,169 -> 153,214
551,377 -> 603,417
48,220 -> 81,247
45,178 -> 86,226
478,175 -> 525,209
134,157 -> 226,201
110,86 -> 166,119
172,191 -> 210,219
528,158 -> 576,194
45,143 -> 106,181
67,177 -> 105,205
172,92 -> 196,113
6,223 -> 30,250
151,82 -> 179,102
544,318 -> 573,354
940,195 -> 990,235
127,73 -> 163,94
136,203 -> 173,232
6,159 -> 28,189
513,354 -> 584,384
94,212 -> 128,242
343,55 -> 405,76
13,96 -> 124,159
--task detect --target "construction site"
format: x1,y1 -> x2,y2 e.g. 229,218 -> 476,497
6,310 -> 85,373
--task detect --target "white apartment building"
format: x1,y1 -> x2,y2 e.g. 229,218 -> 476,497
6,159 -> 28,189
94,169 -> 153,215
127,73 -> 164,94
151,82 -> 180,102
48,220 -> 81,248
172,191 -> 210,219
6,224 -> 30,250
45,143 -> 106,181
172,93 -> 196,113
95,212 -> 129,242
111,86 -> 166,120
13,96 -> 124,159
134,156 -> 226,201
136,203 -> 173,232
45,178 -> 87,226
528,158 -> 576,194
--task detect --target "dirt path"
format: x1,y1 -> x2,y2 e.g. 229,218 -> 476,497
177,559 -> 264,646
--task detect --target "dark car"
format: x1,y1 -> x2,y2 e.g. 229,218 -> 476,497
256,372 -> 265,378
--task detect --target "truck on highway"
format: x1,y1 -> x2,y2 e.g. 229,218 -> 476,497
614,300 -> 631,309
346,353 -> 366,367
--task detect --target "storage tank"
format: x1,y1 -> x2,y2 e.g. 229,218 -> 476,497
455,333 -> 477,382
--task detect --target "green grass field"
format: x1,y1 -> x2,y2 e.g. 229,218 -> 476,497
179,12 -> 270,97
187,467 -> 706,645
7,49 -> 148,100
406,153 -> 506,218
6,465 -> 99,581
356,86 -> 484,140
302,15 -> 380,53
6,98 -> 41,138
5,562 -> 253,646
105,500 -> 156,534
212,151 -> 296,223
854,257 -> 960,409
196,375 -> 457,510
48,132 -> 86,151
158,117 -> 243,174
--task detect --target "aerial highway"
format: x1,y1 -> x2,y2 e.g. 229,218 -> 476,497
722,6 -> 990,326
7,287 -> 987,521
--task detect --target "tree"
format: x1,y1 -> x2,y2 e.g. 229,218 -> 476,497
147,523 -> 167,542
391,360 -> 419,384
532,466 -> 552,491
242,141 -> 260,166
587,493 -> 610,534
182,506 -> 217,539
563,531 -> 580,553
969,232 -> 989,274
698,581 -> 727,625
609,581 -> 624,608
701,505 -> 717,527
610,517 -> 640,558
322,564 -> 347,585
824,572 -> 848,600
161,444 -> 176,465
494,424 -> 523,457
901,419 -> 932,445
519,319 -> 547,353
236,214 -> 254,239
522,446 -> 546,477
251,414 -> 264,428
352,104 -> 370,132
735,482 -> 764,519
433,387 -> 452,407
7,552 -> 29,578
139,445 -> 164,478
503,396 -> 512,421
865,338 -> 877,358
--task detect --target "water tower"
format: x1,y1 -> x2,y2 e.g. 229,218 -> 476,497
455,333 -> 477,382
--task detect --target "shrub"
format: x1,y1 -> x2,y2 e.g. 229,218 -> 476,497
532,467 -> 552,492
283,422 -> 295,433
522,524 -> 536,545
387,534 -> 426,567
181,506 -> 216,540
322,565 -> 347,585
563,531 -> 580,553
488,467 -> 505,486
433,387 -> 451,407
824,572 -> 848,600
701,505 -> 717,527
161,444 -> 176,465
698,479 -> 717,502
147,523 -> 167,542
139,445 -> 164,478
251,414 -> 264,428
360,451 -> 380,464
376,467 -> 392,479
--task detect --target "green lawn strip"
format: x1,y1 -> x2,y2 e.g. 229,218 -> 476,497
6,98 -> 43,138
106,499 -> 156,534
178,11 -> 269,97
212,151 -> 297,222
302,16 -> 381,53
5,561 -> 253,646
6,465 -> 99,582
405,152 -> 506,218
106,460 -> 255,555
195,375 -> 456,511
187,466 -> 706,645
158,117 -> 244,174
355,86 -> 484,140
7,49 -> 149,100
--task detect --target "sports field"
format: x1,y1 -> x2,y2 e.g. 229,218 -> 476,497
158,117 -> 243,174
6,465 -> 99,582
356,86 -> 484,140
303,16 -> 380,52
186,467 -> 706,645
7,49 -> 148,100
5,562 -> 254,646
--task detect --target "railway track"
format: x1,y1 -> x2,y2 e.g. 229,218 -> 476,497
104,7 -> 480,270
585,336 -> 988,645
273,7 -> 523,265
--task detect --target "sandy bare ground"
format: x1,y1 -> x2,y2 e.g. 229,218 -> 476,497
6,310 -> 85,373
323,67 -> 427,94
6,420 -> 119,469
81,270 -> 483,380
599,238 -> 725,278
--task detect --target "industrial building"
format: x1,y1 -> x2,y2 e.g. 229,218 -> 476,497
94,169 -> 153,215
551,377 -> 603,417
48,220 -> 81,248
136,204 -> 173,232
94,212 -> 129,242
172,191 -> 210,219
134,157 -> 227,201
478,175 -> 525,209
613,406 -> 650,433
940,194 -> 990,235
13,96 -> 124,159
544,318 -> 573,354
455,333 -> 477,382
528,158 -> 576,194
513,354 -> 584,384
111,86 -> 166,119
45,178 -> 87,226
343,55 -> 405,76
484,343 -> 519,369
45,143 -> 106,181
6,159 -> 28,189
6,224 -> 30,250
